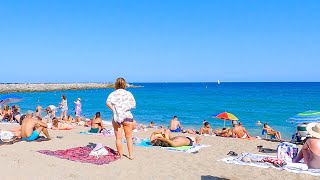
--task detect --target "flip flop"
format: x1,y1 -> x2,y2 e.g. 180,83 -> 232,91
227,151 -> 238,156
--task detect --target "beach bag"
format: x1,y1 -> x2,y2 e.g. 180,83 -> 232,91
0,131 -> 15,143
277,142 -> 298,163
89,143 -> 109,158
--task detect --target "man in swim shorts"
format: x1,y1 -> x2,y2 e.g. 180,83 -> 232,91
21,110 -> 51,141
169,116 -> 182,132
232,121 -> 251,139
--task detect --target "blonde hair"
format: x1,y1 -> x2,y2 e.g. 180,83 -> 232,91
115,77 -> 127,90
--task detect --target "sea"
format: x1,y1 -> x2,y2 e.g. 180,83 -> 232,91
4,82 -> 320,139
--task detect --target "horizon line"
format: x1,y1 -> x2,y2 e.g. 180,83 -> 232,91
0,81 -> 320,84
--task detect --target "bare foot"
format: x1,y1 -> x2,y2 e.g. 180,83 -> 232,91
129,157 -> 134,160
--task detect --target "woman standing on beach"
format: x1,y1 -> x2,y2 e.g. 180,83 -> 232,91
59,94 -> 68,120
74,98 -> 82,122
106,78 -> 136,160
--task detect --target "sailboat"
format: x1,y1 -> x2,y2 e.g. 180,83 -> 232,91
217,80 -> 220,85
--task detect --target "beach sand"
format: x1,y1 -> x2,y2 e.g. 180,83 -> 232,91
0,124 -> 316,180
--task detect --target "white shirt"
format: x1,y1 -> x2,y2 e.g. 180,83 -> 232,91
107,89 -> 136,124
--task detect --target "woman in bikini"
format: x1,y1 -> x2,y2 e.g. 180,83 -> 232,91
2,106 -> 13,122
293,123 -> 320,169
59,94 -> 68,121
150,128 -> 201,147
106,78 -> 136,160
89,112 -> 103,133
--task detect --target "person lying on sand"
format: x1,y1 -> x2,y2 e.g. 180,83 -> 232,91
150,128 -> 200,147
153,135 -> 201,147
140,121 -> 156,129
150,127 -> 171,144
263,123 -> 282,140
21,110 -> 51,141
232,121 -> 252,139
200,121 -> 212,135
169,116 -> 182,132
52,118 -> 72,130
214,127 -> 232,137
182,129 -> 197,134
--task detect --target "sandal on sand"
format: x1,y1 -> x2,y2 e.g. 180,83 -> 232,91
227,151 -> 238,156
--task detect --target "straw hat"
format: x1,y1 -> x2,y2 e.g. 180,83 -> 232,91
77,98 -> 81,101
307,123 -> 320,139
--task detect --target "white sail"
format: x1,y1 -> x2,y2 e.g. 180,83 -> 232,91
217,80 -> 220,84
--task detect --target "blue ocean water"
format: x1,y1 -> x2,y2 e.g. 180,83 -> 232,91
4,82 -> 320,139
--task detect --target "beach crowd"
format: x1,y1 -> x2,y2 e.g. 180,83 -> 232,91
0,78 -> 320,169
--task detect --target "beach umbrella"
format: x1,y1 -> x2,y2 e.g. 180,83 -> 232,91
0,95 -> 23,106
212,112 -> 239,127
287,110 -> 320,124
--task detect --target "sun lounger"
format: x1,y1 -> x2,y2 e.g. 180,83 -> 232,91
262,130 -> 276,139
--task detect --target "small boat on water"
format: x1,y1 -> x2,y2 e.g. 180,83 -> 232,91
217,80 -> 220,85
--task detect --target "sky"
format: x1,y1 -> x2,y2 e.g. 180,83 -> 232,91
0,0 -> 319,83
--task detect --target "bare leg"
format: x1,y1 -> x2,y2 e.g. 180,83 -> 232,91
63,111 -> 68,121
294,150 -> 304,163
123,121 -> 134,160
277,132 -> 282,140
36,126 -> 51,139
199,128 -> 204,135
112,120 -> 123,159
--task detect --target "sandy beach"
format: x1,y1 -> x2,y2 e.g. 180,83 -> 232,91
0,123 -> 317,180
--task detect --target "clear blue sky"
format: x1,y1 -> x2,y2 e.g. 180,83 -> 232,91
1,0 -> 319,83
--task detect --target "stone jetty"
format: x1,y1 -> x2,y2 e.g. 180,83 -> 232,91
0,83 -> 140,93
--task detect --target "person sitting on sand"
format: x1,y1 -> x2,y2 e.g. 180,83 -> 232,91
263,123 -> 282,140
21,110 -> 51,141
12,105 -> 22,123
200,121 -> 212,135
46,105 -> 57,118
2,106 -> 13,122
0,107 -> 3,121
169,116 -> 182,132
232,121 -> 251,139
214,127 -> 232,137
293,123 -> 320,169
88,112 -> 103,133
148,121 -> 155,128
140,121 -> 156,130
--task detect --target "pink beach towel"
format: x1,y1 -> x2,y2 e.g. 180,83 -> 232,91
38,146 -> 119,165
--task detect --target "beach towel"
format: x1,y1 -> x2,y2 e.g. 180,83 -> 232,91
129,138 -> 210,153
38,146 -> 119,165
80,129 -> 114,137
219,153 -> 320,177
